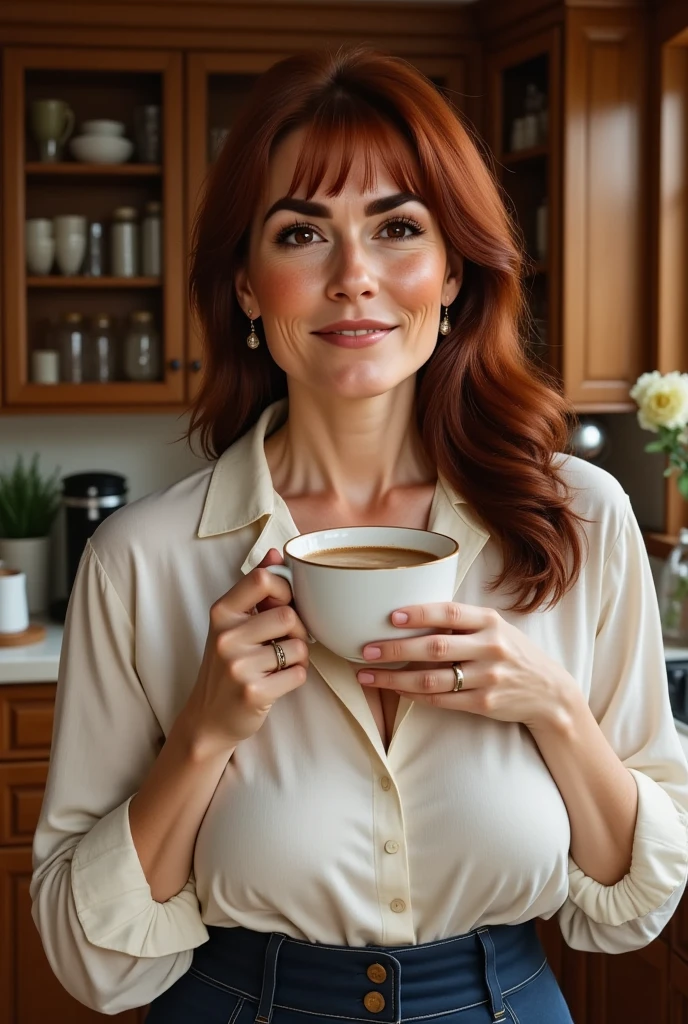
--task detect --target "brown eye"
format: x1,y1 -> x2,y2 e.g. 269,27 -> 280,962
385,223 -> 406,239
292,228 -> 315,245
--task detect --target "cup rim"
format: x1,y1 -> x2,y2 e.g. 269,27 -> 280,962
283,526 -> 459,570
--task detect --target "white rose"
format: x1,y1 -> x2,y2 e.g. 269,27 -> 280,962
630,371 -> 661,406
632,371 -> 688,432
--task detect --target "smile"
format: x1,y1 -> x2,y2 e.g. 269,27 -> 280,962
314,328 -> 396,349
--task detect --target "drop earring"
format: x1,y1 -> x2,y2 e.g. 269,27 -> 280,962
439,305 -> 451,336
246,308 -> 260,349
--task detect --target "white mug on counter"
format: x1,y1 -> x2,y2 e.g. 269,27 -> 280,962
0,567 -> 30,634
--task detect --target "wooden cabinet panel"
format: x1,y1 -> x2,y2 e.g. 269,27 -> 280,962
0,761 -> 48,843
0,685 -> 55,761
562,6 -> 648,409
0,846 -> 142,1024
586,938 -> 669,1024
671,952 -> 688,1024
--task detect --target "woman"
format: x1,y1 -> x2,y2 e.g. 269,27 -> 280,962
32,47 -> 688,1023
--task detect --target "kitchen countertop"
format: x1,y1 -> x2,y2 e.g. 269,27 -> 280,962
4,624 -> 688,757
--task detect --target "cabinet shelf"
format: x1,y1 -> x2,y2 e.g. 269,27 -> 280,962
501,144 -> 549,166
25,162 -> 162,177
27,276 -> 162,288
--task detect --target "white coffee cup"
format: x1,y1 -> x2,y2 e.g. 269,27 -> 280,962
266,526 -> 459,663
0,567 -> 30,634
53,215 -> 87,275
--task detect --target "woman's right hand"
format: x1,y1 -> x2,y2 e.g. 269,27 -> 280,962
182,548 -> 311,757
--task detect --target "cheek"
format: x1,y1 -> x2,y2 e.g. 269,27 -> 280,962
253,259 -> 320,314
386,250 -> 446,306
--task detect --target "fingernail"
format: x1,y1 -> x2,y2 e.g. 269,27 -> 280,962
363,646 -> 381,660
358,672 -> 375,684
392,611 -> 409,624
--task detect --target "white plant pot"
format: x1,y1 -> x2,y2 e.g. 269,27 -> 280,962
0,536 -> 50,614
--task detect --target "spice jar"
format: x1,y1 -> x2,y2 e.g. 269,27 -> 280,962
123,310 -> 161,381
56,312 -> 87,383
86,314 -> 117,383
111,206 -> 139,277
141,201 -> 162,277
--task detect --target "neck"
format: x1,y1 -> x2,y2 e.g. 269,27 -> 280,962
265,379 -> 435,514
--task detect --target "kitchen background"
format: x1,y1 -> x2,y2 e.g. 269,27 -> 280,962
1,0 -> 687,1021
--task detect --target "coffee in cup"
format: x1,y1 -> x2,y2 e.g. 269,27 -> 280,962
266,526 -> 459,662
302,546 -> 437,569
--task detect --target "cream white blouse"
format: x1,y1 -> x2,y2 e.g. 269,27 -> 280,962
31,399 -> 688,1015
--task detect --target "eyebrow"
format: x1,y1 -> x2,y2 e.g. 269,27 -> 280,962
262,191 -> 425,225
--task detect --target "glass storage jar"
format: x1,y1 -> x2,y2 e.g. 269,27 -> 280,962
141,200 -> 162,277
111,206 -> 139,277
659,528 -> 688,645
86,314 -> 117,382
56,312 -> 87,383
123,310 -> 161,381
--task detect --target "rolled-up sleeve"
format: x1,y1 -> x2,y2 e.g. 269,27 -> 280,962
30,541 -> 208,1015
558,497 -> 688,953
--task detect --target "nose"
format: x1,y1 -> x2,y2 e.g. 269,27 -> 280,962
325,238 -> 379,303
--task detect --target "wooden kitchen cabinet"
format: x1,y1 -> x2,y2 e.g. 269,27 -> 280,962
0,684 -> 145,1024
484,1 -> 649,412
2,46 -> 185,410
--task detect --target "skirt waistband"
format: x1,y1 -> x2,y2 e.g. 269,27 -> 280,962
190,921 -> 547,1024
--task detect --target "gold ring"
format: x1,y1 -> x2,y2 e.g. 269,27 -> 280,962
271,640 -> 287,671
451,662 -> 464,692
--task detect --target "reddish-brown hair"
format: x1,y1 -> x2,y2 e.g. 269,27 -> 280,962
188,46 -> 586,613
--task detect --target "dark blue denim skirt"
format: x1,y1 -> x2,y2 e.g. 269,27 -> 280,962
146,920 -> 573,1024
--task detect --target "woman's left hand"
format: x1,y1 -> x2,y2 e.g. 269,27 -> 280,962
356,602 -> 581,735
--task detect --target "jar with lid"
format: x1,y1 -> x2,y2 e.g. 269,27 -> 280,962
111,206 -> 139,277
86,314 -> 117,382
123,310 -> 161,381
56,312 -> 87,383
659,528 -> 688,644
141,201 -> 162,277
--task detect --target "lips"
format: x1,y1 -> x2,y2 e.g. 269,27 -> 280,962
312,320 -> 397,349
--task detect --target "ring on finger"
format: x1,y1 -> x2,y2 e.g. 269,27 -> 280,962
271,640 -> 287,672
451,662 -> 464,692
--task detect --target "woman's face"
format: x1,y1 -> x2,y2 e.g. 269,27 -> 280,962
236,126 -> 462,400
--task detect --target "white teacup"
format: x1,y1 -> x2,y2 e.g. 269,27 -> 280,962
266,526 -> 459,663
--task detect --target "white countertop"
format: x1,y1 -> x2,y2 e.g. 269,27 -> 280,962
0,621 -> 64,683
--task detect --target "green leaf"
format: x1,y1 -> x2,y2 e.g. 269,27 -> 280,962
677,475 -> 688,500
645,440 -> 667,453
0,454 -> 62,538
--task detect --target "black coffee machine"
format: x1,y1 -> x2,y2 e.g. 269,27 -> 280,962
50,471 -> 128,622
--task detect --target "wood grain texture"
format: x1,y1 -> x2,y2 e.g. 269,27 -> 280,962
562,5 -> 648,407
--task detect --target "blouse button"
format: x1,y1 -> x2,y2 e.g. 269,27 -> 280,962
363,992 -> 386,1013
380,776 -> 392,791
367,963 -> 387,984
384,840 -> 400,854
390,898 -> 406,913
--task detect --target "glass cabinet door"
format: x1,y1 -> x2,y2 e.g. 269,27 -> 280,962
2,46 -> 184,408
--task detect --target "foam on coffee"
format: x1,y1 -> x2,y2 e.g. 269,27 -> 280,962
302,545 -> 438,569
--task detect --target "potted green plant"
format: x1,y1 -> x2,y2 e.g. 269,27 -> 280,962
0,455 -> 61,615
630,370 -> 688,642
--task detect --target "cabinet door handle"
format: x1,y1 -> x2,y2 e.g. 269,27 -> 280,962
168,358 -> 181,371
190,360 -> 202,372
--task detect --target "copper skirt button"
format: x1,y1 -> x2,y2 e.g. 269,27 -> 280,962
363,991 -> 386,1013
367,963 -> 387,984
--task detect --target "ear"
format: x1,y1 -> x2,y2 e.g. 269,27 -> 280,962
234,265 -> 260,319
443,252 -> 463,306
